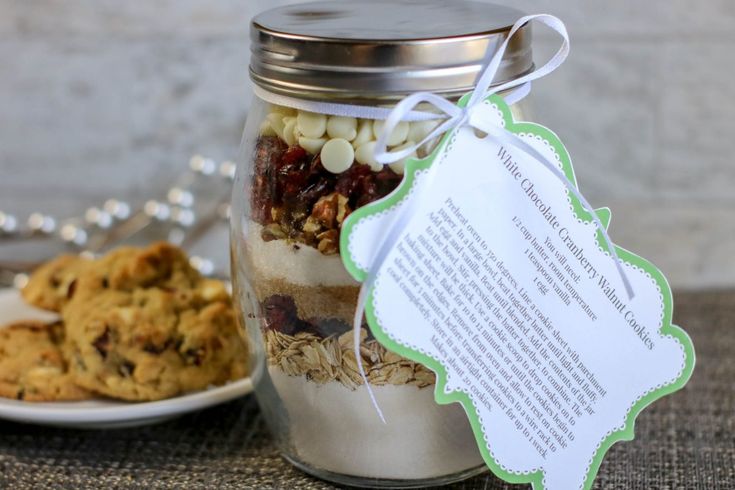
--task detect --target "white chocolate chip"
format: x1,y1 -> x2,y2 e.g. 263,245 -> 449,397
270,105 -> 296,116
283,117 -> 298,146
320,138 -> 355,173
388,140 -> 417,175
259,120 -> 276,137
327,116 -> 358,140
373,120 -> 409,146
292,120 -> 303,141
266,113 -> 286,140
355,141 -> 382,171
408,120 -> 440,145
352,119 -> 374,148
299,136 -> 327,154
297,111 -> 327,138
115,307 -> 137,325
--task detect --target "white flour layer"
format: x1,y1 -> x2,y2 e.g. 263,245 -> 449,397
269,367 -> 484,480
246,221 -> 358,287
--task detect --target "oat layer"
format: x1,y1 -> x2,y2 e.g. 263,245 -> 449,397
265,328 -> 435,389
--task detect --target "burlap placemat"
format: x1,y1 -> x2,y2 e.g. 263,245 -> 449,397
0,291 -> 731,489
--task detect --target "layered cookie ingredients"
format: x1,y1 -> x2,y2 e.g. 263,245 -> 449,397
239,102 -> 484,481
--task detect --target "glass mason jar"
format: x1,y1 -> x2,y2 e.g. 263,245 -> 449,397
231,1 -> 535,487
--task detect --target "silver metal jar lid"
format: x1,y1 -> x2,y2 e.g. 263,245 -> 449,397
250,0 -> 532,101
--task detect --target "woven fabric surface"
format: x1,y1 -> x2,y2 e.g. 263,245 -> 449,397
0,291 -> 731,489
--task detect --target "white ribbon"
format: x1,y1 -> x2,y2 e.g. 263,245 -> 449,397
254,14 -> 635,424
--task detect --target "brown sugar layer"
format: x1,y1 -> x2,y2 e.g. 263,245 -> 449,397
254,278 -> 360,328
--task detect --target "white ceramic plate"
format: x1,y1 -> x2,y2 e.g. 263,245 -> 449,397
0,288 -> 253,429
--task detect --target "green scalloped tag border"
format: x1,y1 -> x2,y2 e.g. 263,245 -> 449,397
339,93 -> 695,490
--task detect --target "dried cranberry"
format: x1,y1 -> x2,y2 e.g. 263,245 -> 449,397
251,136 -> 288,223
334,163 -> 372,199
92,327 -> 111,359
281,145 -> 308,166
118,360 -> 136,377
308,317 -> 351,338
263,295 -> 302,335
294,178 -> 335,211
356,178 -> 379,207
375,167 -> 402,194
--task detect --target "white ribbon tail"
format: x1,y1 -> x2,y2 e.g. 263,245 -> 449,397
468,14 -> 570,107
352,127 -> 450,423
353,283 -> 386,424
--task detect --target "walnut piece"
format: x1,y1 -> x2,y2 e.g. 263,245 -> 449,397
316,229 -> 339,255
261,223 -> 287,241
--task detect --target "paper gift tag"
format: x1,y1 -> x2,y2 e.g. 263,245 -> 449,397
340,94 -> 695,490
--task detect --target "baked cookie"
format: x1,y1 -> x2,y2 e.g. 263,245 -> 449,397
0,320 -> 92,401
83,241 -> 202,292
63,278 -> 248,401
22,254 -> 92,312
23,242 -> 201,313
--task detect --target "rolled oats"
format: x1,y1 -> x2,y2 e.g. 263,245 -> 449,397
265,329 -> 435,389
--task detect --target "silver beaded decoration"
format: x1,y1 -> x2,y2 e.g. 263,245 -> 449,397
60,223 -> 88,246
0,155 -> 236,282
189,155 -> 217,176
219,160 -> 236,181
143,200 -> 172,221
170,207 -> 196,227
27,213 -> 56,235
85,207 -> 114,229
167,188 -> 195,208
189,255 -> 215,276
103,199 -> 132,220
0,212 -> 18,235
